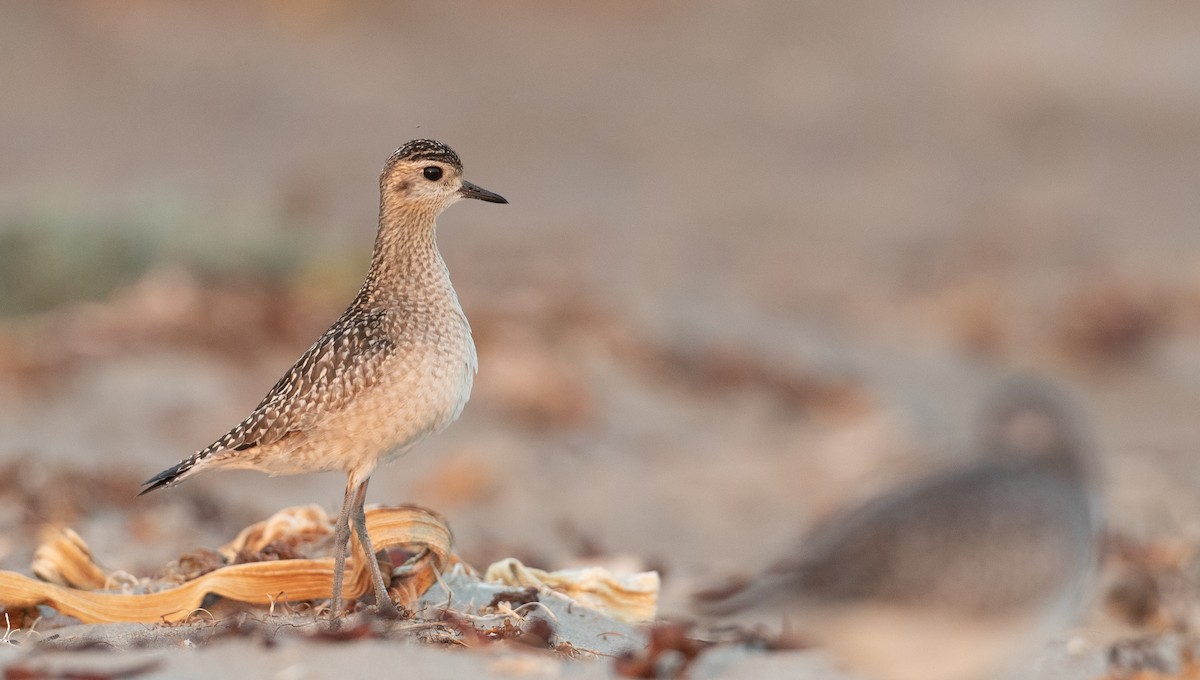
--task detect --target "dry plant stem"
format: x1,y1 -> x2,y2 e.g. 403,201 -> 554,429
330,476 -> 400,623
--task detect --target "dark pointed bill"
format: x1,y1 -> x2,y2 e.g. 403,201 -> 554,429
459,180 -> 508,204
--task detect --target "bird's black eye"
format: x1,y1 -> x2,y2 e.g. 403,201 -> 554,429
423,166 -> 443,181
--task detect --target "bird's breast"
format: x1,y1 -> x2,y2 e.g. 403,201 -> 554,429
370,305 -> 476,458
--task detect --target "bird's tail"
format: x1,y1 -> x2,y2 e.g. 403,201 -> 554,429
690,569 -> 795,618
138,454 -> 203,496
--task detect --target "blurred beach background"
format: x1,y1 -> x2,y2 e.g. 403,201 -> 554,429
3,1 -> 1200,675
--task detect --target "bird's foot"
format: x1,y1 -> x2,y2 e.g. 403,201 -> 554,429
371,598 -> 403,620
324,598 -> 351,629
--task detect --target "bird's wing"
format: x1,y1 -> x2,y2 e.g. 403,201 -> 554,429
784,464 -> 1092,612
205,307 -> 397,454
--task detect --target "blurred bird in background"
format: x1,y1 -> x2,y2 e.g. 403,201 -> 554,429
694,378 -> 1102,680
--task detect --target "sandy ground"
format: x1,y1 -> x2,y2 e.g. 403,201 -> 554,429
3,1 -> 1200,678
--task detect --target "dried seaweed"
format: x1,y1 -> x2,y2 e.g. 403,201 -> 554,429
613,622 -> 708,679
0,505 -> 451,624
0,503 -> 661,656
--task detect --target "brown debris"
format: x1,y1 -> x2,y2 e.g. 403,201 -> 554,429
613,621 -> 708,679
231,540 -> 306,565
1104,637 -> 1200,680
510,618 -> 555,650
487,587 -> 540,610
435,610 -> 556,651
1057,278 -> 1170,363
155,549 -> 228,584
435,610 -> 525,647
305,617 -> 383,643
1,605 -> 40,634
1104,534 -> 1200,633
434,609 -> 492,647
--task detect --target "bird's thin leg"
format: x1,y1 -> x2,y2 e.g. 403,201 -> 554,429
329,478 -> 356,622
349,476 -> 401,619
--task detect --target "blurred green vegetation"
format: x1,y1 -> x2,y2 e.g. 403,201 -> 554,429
0,198 -> 335,318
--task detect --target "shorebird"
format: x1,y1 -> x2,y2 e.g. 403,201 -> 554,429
140,139 -> 507,619
693,379 -> 1101,680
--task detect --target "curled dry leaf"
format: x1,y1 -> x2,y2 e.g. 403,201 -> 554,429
0,505 -> 451,624
219,504 -> 334,559
32,528 -> 109,590
483,557 -> 659,625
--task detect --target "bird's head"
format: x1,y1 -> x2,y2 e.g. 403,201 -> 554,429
379,139 -> 507,219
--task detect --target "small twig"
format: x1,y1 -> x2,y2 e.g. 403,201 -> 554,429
23,613 -> 44,641
493,600 -> 525,621
511,600 -> 559,623
103,570 -> 143,593
431,563 -> 454,607
184,608 -> 216,627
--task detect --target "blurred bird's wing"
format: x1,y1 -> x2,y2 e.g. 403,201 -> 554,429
781,463 -> 1096,614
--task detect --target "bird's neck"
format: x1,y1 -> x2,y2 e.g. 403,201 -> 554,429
357,206 -> 454,309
